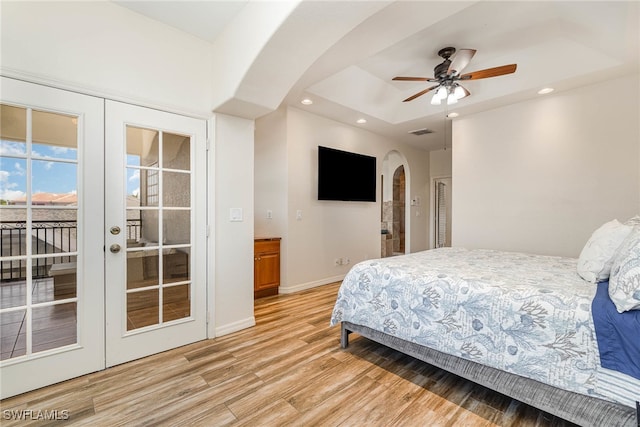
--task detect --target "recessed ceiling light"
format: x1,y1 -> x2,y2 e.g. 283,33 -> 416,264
356,118 -> 367,124
447,112 -> 459,118
301,98 -> 313,105
538,88 -> 554,95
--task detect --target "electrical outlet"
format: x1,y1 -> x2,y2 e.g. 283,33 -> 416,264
266,210 -> 273,219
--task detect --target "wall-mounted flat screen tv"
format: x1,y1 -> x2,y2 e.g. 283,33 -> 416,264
318,146 -> 376,202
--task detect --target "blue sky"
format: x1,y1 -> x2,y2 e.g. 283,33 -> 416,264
0,140 -> 141,201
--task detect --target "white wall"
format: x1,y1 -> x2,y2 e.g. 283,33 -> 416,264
214,114 -> 256,335
452,74 -> 640,257
255,108 -> 289,285
0,1 -> 214,117
430,149 -> 453,178
255,107 -> 431,293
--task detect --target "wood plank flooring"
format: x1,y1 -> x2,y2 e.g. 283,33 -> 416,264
0,282 -> 577,426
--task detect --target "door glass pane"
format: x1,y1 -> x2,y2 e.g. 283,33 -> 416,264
33,258 -> 77,303
0,270 -> 26,308
127,289 -> 159,331
32,302 -> 77,352
123,126 -> 193,332
162,171 -> 189,207
163,210 -> 190,245
126,208 -> 142,246
1,309 -> 26,360
164,248 -> 189,284
0,104 -> 27,148
0,105 -> 80,360
32,209 -> 77,256
127,249 -> 159,289
142,168 -> 159,207
32,110 -> 77,160
0,157 -> 27,204
163,133 -> 190,170
1,208 -> 27,257
139,209 -> 159,245
163,284 -> 190,322
32,161 -> 77,201
127,127 -> 159,167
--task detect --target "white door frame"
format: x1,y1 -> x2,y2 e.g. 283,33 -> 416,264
104,100 -> 208,367
1,78 -> 213,398
0,77 -> 105,399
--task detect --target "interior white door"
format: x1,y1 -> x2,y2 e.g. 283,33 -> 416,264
105,100 -> 207,367
0,77 -> 105,398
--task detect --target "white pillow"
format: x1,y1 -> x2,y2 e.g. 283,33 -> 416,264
609,226 -> 640,313
577,219 -> 633,283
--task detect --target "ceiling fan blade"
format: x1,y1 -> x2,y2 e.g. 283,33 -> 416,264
460,64 -> 517,80
393,76 -> 432,81
403,85 -> 440,102
447,49 -> 476,75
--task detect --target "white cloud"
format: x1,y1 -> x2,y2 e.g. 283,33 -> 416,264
129,169 -> 140,182
1,170 -> 24,200
50,146 -> 71,155
0,189 -> 25,201
44,161 -> 54,170
0,170 -> 19,190
14,162 -> 25,176
0,141 -> 26,156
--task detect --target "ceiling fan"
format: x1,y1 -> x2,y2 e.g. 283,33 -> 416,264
393,47 -> 517,105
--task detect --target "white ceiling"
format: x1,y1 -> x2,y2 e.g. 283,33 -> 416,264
113,1 -> 249,42
114,1 -> 639,151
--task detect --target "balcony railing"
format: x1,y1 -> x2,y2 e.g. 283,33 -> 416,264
0,219 -> 142,282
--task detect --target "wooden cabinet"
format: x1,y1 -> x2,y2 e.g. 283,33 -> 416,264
254,238 -> 281,299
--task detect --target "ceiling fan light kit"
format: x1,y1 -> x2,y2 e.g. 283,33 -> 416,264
393,47 -> 517,104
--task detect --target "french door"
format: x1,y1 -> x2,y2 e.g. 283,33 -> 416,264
0,79 -> 208,398
104,101 -> 207,367
0,77 -> 105,398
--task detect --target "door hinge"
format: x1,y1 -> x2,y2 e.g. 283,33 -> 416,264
206,225 -> 210,238
206,138 -> 211,151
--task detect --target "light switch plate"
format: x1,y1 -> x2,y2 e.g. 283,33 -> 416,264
230,208 -> 243,222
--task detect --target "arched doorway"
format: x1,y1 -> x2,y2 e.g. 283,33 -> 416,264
381,151 -> 408,257
392,165 -> 406,254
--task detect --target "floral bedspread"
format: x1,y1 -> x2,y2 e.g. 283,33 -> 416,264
330,248 -> 604,400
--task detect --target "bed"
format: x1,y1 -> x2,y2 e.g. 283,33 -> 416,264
330,247 -> 640,426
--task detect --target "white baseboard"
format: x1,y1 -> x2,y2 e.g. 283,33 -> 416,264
278,275 -> 345,294
213,316 -> 256,338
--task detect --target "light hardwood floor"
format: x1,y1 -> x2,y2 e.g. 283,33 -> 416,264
0,282 -> 576,426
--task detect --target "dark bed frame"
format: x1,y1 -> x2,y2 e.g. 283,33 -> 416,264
340,321 -> 639,427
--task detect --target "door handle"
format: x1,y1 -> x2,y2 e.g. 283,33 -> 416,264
109,244 -> 121,253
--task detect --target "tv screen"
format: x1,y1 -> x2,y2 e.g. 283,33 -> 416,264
317,146 -> 376,202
